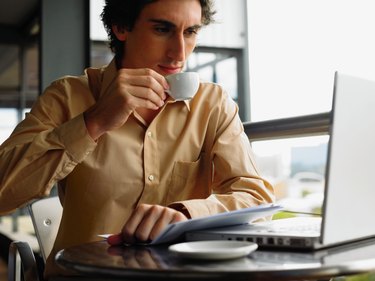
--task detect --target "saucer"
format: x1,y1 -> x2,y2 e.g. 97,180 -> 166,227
168,240 -> 258,260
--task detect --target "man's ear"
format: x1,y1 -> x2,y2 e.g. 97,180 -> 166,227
112,25 -> 127,41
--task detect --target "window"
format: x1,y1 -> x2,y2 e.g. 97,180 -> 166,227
0,109 -> 18,143
247,0 -> 375,122
0,43 -> 37,144
246,0 -> 375,212
252,136 -> 328,213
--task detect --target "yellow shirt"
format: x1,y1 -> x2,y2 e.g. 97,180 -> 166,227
0,59 -> 274,276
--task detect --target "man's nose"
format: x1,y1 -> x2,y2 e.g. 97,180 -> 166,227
167,33 -> 186,62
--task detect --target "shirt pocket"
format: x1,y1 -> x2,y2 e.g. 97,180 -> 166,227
166,155 -> 205,203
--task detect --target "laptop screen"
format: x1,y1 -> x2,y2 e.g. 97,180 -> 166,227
322,72 -> 375,246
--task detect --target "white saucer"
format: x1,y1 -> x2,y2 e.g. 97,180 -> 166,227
168,240 -> 258,260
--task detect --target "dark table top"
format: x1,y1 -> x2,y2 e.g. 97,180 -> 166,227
55,239 -> 375,281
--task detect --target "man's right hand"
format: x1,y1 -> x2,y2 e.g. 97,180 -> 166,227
107,203 -> 188,245
84,68 -> 169,140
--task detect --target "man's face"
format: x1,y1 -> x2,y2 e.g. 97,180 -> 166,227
115,0 -> 202,76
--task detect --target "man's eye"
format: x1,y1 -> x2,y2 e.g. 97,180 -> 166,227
155,26 -> 170,34
185,29 -> 199,37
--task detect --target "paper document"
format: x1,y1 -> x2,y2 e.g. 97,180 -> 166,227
151,204 -> 283,245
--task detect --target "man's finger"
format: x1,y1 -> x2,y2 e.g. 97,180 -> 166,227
107,233 -> 123,245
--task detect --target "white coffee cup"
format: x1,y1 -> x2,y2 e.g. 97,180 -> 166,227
165,72 -> 200,100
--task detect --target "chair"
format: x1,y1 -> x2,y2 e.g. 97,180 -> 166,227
8,241 -> 40,281
8,196 -> 63,281
28,196 -> 63,262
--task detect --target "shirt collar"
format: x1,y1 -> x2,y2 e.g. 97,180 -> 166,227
99,58 -> 117,98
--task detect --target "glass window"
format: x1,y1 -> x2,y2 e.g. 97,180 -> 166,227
91,41 -> 112,67
186,53 -> 238,101
247,0 -> 375,122
0,45 -> 20,89
0,109 -> 18,143
90,0 -> 107,41
0,41 -> 38,144
252,135 -> 329,213
216,57 -> 238,101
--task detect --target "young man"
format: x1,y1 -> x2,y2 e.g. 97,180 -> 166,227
0,0 -> 274,277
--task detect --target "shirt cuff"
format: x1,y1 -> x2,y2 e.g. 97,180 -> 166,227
169,199 -> 225,219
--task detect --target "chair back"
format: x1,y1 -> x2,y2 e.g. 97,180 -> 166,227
8,241 -> 41,281
28,196 -> 63,262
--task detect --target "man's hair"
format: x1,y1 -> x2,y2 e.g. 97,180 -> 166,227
101,0 -> 216,57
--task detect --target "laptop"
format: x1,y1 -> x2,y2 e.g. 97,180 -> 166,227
186,72 -> 375,250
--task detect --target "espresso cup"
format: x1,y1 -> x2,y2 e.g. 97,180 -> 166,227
165,72 -> 200,100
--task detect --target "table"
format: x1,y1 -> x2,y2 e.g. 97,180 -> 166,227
55,238 -> 375,281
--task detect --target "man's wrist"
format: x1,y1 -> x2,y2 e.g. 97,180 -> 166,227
83,109 -> 103,141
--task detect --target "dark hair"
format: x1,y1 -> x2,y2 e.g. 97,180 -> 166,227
101,0 -> 216,57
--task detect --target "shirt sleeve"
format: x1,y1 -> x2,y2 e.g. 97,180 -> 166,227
0,82 -> 96,214
169,91 -> 275,218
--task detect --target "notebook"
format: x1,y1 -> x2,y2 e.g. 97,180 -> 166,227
186,72 -> 375,250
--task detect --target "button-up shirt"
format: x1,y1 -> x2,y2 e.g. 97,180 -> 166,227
0,59 -> 274,277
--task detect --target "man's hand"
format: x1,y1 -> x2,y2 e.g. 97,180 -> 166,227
84,68 -> 169,140
107,204 -> 188,245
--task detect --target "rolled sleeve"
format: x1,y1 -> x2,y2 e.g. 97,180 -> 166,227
58,114 -> 97,163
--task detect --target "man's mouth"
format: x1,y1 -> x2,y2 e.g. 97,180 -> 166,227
159,65 -> 183,75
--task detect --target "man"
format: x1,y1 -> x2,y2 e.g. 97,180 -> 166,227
0,0 -> 274,277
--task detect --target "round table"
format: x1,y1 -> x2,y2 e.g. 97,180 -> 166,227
55,239 -> 375,281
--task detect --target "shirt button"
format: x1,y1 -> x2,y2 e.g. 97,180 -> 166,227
148,174 -> 154,181
147,131 -> 152,138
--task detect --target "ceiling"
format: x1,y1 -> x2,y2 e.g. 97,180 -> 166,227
0,0 -> 39,44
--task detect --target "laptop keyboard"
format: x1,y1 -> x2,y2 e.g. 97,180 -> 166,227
268,218 -> 321,234
256,217 -> 321,235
